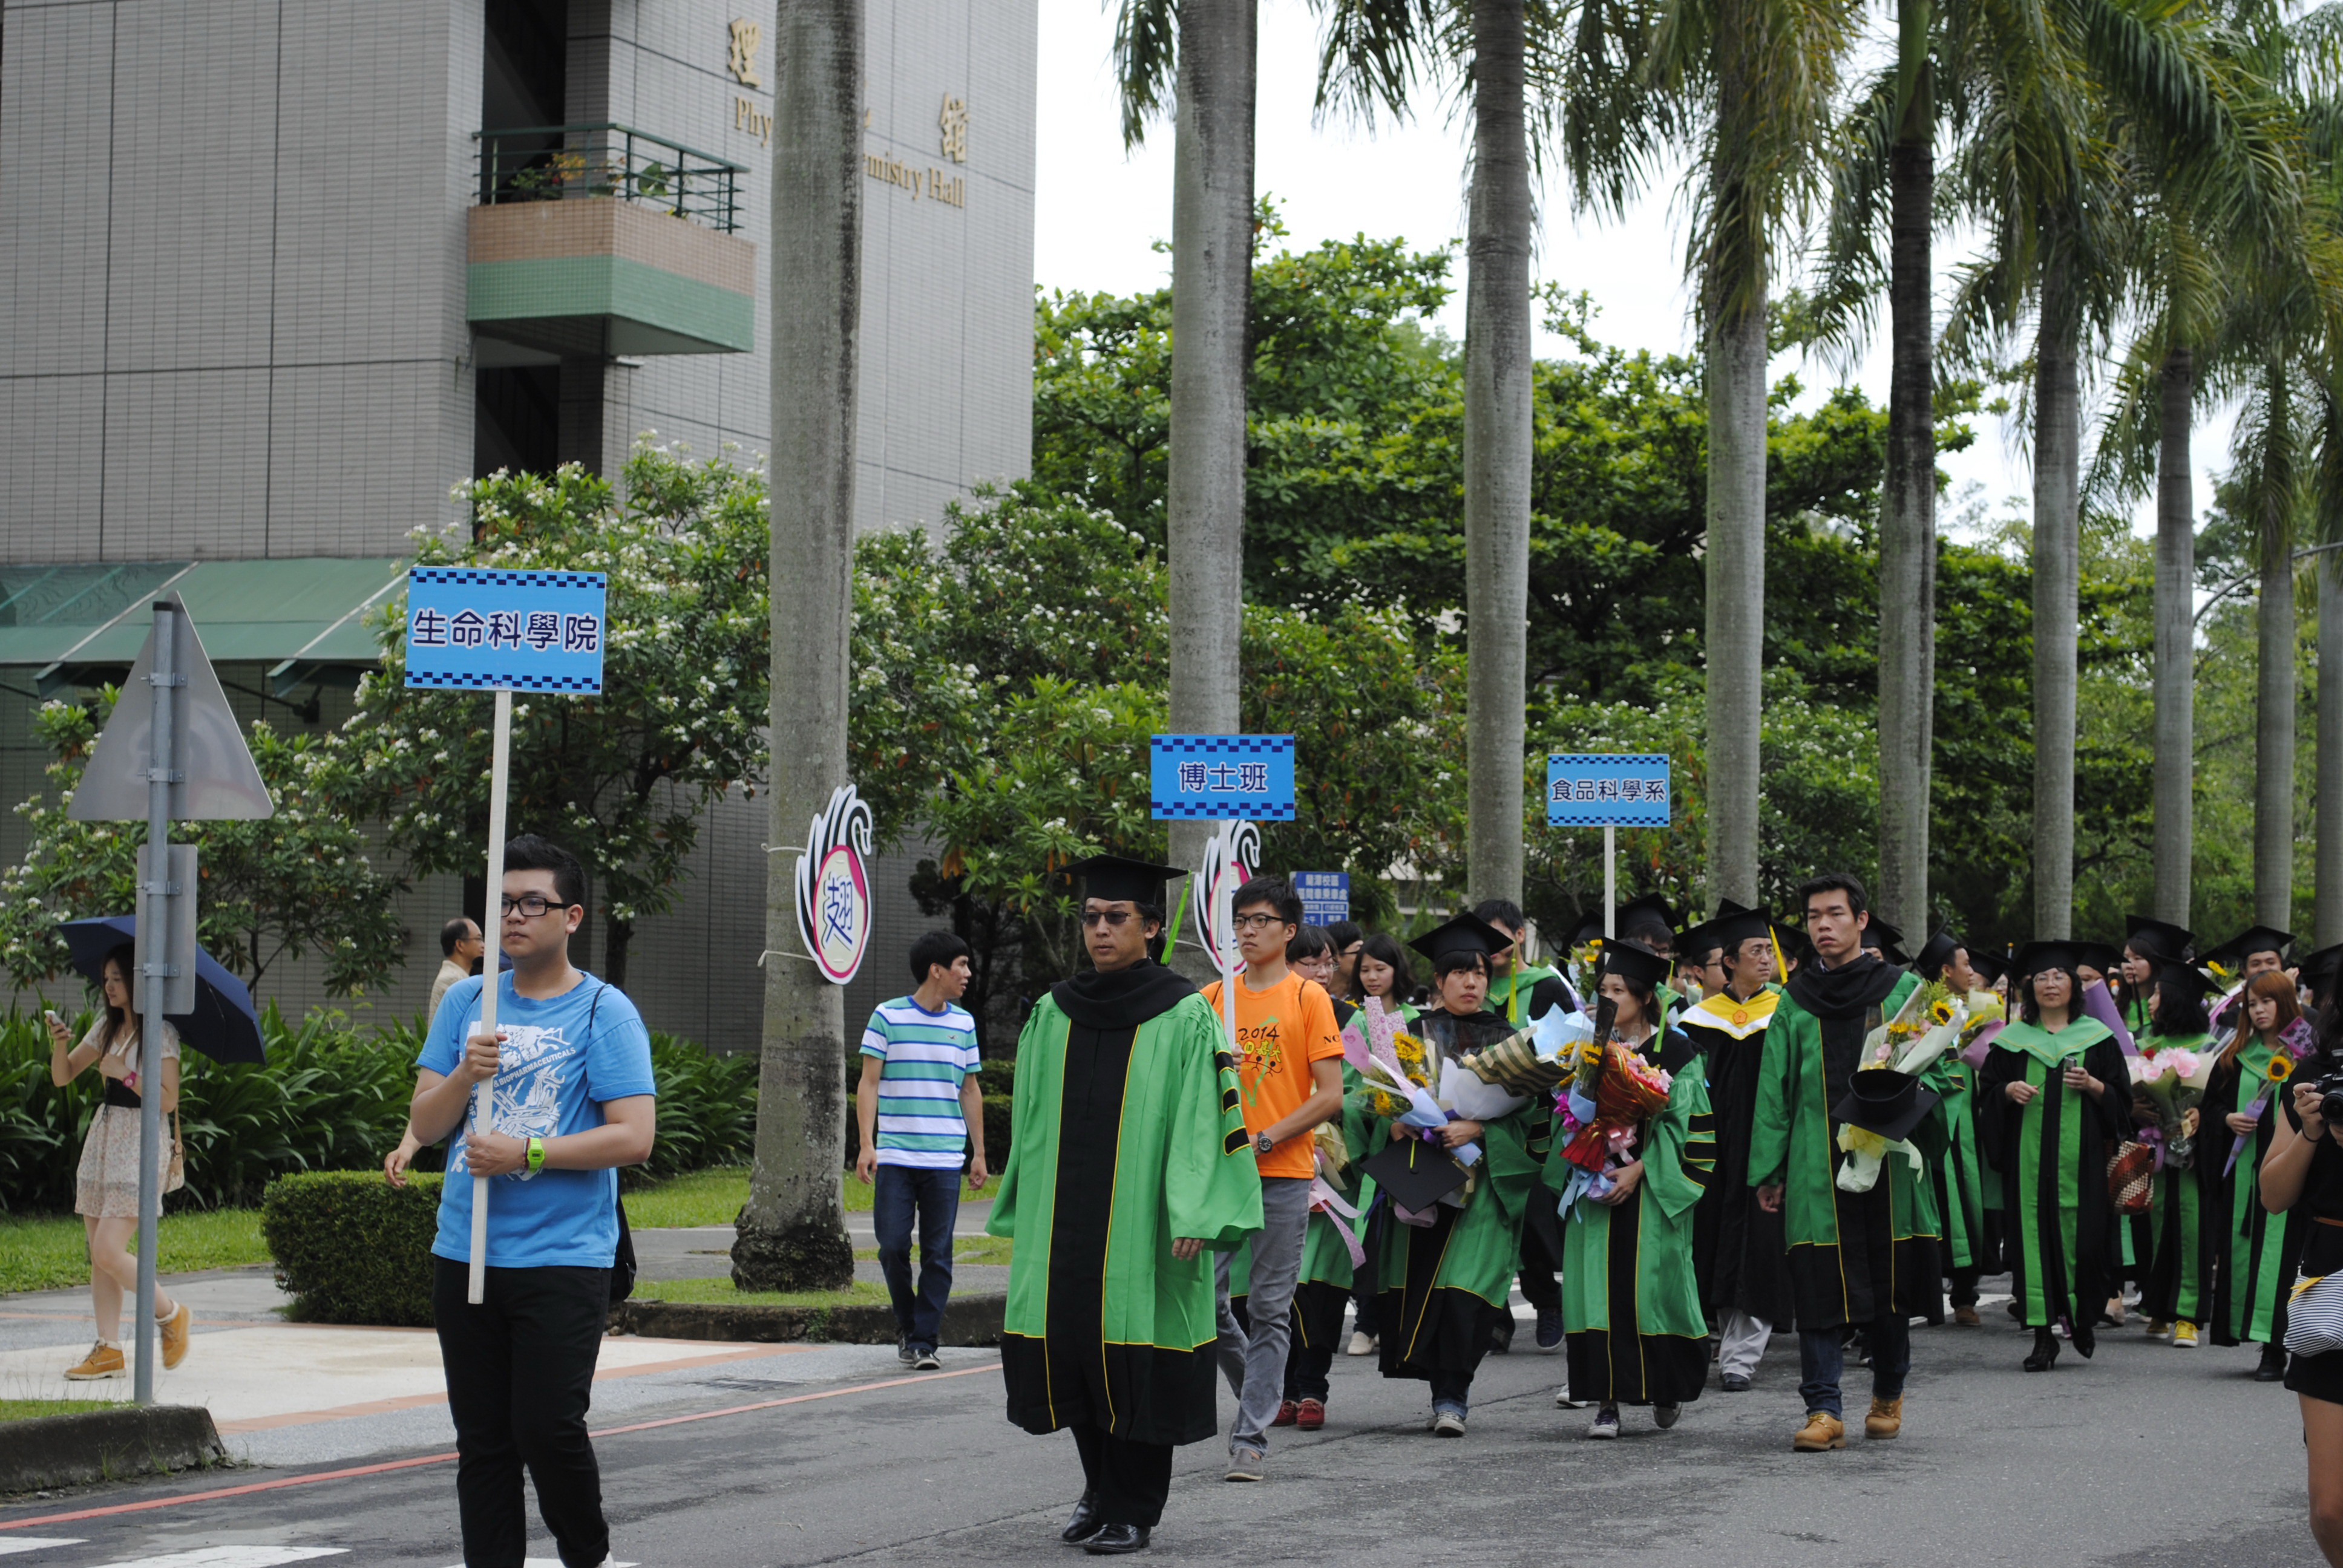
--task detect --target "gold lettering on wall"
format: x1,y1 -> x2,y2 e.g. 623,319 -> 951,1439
727,19 -> 764,88
938,96 -> 968,163
862,150 -> 966,209
734,95 -> 772,147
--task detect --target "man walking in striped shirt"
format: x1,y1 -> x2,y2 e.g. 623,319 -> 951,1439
857,931 -> 988,1370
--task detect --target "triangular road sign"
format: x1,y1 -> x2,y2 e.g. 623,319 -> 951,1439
67,591 -> 273,822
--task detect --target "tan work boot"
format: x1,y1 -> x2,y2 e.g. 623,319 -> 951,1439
1792,1410 -> 1846,1451
159,1301 -> 192,1370
1864,1395 -> 1903,1439
1953,1305 -> 1981,1327
64,1340 -> 124,1380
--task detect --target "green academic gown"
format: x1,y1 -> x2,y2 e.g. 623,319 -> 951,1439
989,962 -> 1263,1445
1978,1019 -> 2130,1328
2206,1039 -> 2307,1346
1916,1053 -> 1989,1277
1749,956 -> 1942,1328
2114,995 -> 2157,1284
2141,1029 -> 2218,1325
1288,1060 -> 1374,1355
1360,1009 -> 1542,1382
1558,1027 -> 1715,1405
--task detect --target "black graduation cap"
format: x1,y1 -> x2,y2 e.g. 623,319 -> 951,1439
1968,948 -> 2011,988
1674,918 -> 1718,962
1569,892 -> 1679,949
2071,941 -> 2124,981
1912,927 -> 1963,979
2155,960 -> 2214,1010
1358,1136 -> 1470,1211
1708,900 -> 1776,951
1065,854 -> 1185,907
1777,924 -> 1814,969
2124,915 -> 2195,964
1861,918 -> 1912,965
2206,925 -> 2295,969
2012,941 -> 2082,981
1599,941 -> 1672,990
1831,1068 -> 1942,1143
1408,912 -> 1512,966
2300,943 -> 2343,1002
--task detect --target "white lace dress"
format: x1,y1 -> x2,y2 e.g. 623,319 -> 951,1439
73,1022 -> 180,1219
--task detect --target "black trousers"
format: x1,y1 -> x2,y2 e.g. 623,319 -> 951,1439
433,1258 -> 612,1568
1069,1422 -> 1173,1528
1283,1340 -> 1334,1402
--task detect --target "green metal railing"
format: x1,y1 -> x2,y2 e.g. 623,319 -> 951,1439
474,123 -> 745,233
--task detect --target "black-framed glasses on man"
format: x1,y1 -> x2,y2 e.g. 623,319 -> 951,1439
500,894 -> 576,918
1231,913 -> 1286,932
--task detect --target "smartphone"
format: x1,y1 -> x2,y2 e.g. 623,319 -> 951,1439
41,1008 -> 60,1028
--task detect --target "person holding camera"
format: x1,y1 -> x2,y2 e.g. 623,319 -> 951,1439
2259,1053 -> 2343,1564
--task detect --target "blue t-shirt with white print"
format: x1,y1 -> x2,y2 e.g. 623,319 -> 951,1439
418,970 -> 657,1269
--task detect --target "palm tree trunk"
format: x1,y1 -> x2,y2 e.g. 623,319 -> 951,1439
2152,345 -> 2195,925
2030,258 -> 2080,938
1875,41 -> 1934,933
1464,0 -> 1531,907
2318,554 -> 2343,945
735,0 -> 859,1292
1164,0 -> 1254,907
2256,371 -> 2298,930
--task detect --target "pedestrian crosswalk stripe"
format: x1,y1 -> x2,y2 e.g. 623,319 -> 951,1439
75,1549 -> 345,1567
0,1543 -> 82,1558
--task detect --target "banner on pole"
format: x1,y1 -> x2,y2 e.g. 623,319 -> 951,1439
405,568 -> 609,692
795,785 -> 876,985
1296,871 -> 1350,924
1545,753 -> 1672,828
1149,734 -> 1296,820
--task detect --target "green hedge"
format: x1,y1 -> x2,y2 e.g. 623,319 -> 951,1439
262,1170 -> 444,1326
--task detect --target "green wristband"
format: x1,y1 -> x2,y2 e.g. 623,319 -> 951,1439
526,1136 -> 546,1173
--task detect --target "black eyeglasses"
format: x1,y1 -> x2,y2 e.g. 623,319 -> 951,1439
500,894 -> 577,918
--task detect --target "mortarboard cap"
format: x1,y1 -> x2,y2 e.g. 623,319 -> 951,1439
1066,854 -> 1185,907
1674,918 -> 1718,961
1968,948 -> 2010,988
2012,941 -> 2082,981
1861,918 -> 1911,965
2155,960 -> 2214,1011
2123,915 -> 2195,964
1599,941 -> 1673,990
2071,941 -> 2123,981
1358,1137 -> 1470,1211
2299,943 -> 2343,1002
1708,900 -> 1775,952
1912,927 -> 1964,979
1617,893 -> 1679,944
1831,1068 -> 1942,1144
2206,925 -> 2295,970
1408,912 -> 1512,966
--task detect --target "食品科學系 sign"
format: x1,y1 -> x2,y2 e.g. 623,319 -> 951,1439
1546,754 -> 1672,828
1149,734 -> 1296,821
404,568 -> 609,693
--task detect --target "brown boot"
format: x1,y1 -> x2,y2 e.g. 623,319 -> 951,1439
1953,1305 -> 1981,1327
1792,1410 -> 1846,1452
1864,1395 -> 1902,1439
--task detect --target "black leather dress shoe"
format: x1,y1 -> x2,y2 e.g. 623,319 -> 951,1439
1061,1492 -> 1105,1545
1084,1523 -> 1151,1555
2258,1345 -> 2290,1383
1720,1373 -> 1752,1392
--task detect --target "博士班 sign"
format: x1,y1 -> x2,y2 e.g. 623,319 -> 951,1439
1150,734 -> 1296,821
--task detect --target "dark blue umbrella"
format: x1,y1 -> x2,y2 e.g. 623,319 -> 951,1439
59,915 -> 266,1065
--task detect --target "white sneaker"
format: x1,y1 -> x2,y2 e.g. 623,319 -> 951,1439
1346,1330 -> 1377,1356
1555,1385 -> 1589,1409
1430,1408 -> 1467,1437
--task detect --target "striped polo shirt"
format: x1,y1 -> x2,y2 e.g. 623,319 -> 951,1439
859,996 -> 981,1169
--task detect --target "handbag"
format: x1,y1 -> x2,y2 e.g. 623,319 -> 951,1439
2106,1139 -> 2154,1214
2286,1270 -> 2343,1358
164,1106 -> 185,1195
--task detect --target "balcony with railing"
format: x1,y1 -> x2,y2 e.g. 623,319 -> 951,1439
467,124 -> 756,359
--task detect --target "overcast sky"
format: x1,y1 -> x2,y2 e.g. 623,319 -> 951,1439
1029,0 -> 2235,544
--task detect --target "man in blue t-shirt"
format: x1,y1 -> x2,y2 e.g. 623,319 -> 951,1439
856,930 -> 986,1370
410,835 -> 656,1568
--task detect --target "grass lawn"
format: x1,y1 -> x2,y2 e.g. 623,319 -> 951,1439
629,1276 -> 894,1308
626,1166 -> 999,1226
852,1235 -> 1011,1267
0,1399 -> 119,1422
0,1207 -> 271,1296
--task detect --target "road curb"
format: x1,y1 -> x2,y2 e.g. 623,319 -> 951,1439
0,1405 -> 227,1495
613,1291 -> 1005,1346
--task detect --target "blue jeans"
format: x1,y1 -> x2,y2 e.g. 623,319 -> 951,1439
1798,1315 -> 1910,1419
873,1164 -> 960,1349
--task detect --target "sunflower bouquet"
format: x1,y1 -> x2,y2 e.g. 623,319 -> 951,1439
1861,980 -> 1968,1077
2225,1015 -> 2319,1177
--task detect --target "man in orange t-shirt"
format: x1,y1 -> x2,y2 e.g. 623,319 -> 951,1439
1201,876 -> 1346,1480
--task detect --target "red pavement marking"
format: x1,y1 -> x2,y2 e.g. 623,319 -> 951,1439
0,1361 -> 1003,1532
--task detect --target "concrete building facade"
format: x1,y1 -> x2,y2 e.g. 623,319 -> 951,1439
0,0 -> 1037,1048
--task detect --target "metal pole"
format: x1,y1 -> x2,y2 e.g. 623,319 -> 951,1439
468,688 -> 514,1304
1217,820 -> 1237,1053
134,603 -> 175,1405
1603,824 -> 1616,942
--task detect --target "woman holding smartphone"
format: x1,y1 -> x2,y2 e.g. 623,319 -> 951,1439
43,945 -> 192,1380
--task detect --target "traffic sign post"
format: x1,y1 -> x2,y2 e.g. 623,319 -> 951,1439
405,567 -> 607,1303
1547,753 -> 1673,942
1151,735 -> 1288,1053
69,593 -> 272,1404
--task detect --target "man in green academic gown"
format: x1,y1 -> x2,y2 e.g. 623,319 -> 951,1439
988,855 -> 1263,1556
1751,872 -> 1939,1453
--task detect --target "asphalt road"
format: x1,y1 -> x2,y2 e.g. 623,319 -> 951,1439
0,1297 -> 2317,1568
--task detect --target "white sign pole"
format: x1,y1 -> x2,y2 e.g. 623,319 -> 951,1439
1217,820 -> 1239,1053
467,687 -> 514,1305
1603,823 -> 1616,941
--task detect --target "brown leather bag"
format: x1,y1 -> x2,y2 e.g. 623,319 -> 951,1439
2107,1140 -> 2154,1214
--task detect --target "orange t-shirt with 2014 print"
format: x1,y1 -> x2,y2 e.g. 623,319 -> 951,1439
1200,971 -> 1345,1179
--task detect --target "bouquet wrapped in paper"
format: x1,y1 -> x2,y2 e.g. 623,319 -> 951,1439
1556,1039 -> 1674,1174
2131,1044 -> 2215,1165
2226,1015 -> 2319,1176
1360,1027 -> 1483,1169
1861,980 -> 1962,1074
1956,990 -> 2008,1068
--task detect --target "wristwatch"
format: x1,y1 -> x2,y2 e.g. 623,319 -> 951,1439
526,1135 -> 546,1173
1254,1131 -> 1276,1155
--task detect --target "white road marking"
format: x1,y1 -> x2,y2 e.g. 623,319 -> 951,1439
0,1543 -> 84,1558
81,1549 -> 345,1567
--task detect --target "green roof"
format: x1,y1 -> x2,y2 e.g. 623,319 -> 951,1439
0,558 -> 406,693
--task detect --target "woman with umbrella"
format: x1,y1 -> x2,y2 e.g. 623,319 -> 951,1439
42,943 -> 193,1379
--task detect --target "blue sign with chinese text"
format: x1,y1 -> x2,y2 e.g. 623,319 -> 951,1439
1149,734 -> 1296,820
404,567 -> 608,693
1547,753 -> 1672,828
1296,871 -> 1350,924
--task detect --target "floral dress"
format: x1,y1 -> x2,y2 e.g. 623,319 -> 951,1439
74,1021 -> 180,1219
